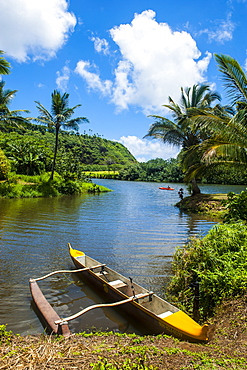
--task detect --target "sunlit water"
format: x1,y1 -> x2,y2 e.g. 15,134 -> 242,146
0,180 -> 245,335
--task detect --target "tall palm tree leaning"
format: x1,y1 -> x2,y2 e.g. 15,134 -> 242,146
183,54 -> 247,182
35,90 -> 89,180
144,84 -> 221,195
0,50 -> 11,75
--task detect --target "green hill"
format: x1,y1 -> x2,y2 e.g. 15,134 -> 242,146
0,127 -> 137,176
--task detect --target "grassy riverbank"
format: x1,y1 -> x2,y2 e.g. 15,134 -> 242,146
0,173 -> 111,198
1,294 -> 247,369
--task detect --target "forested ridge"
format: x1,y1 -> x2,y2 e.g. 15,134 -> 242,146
0,126 -> 137,176
1,126 -> 247,185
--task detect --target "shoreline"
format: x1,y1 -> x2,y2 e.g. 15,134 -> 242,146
1,292 -> 247,369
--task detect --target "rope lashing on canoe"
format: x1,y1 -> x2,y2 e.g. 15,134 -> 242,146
30,264 -> 106,282
129,277 -> 136,297
55,291 -> 154,325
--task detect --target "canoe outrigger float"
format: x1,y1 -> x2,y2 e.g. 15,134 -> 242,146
29,243 -> 209,342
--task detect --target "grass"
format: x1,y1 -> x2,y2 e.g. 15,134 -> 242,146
1,294 -> 247,368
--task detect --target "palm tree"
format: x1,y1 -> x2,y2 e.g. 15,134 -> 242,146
145,84 -> 221,194
35,90 -> 89,180
214,54 -> 247,106
0,81 -> 30,131
0,51 -> 11,75
183,55 -> 247,181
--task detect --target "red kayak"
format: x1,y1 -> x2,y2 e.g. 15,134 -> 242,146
159,187 -> 174,190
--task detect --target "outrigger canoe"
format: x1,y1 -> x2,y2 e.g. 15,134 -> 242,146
68,244 -> 209,343
159,187 -> 174,190
29,244 -> 209,342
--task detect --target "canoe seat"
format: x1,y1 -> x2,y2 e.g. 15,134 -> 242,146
95,271 -> 108,276
157,311 -> 173,319
109,279 -> 127,289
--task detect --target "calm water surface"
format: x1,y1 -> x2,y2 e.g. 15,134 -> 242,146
0,180 -> 245,335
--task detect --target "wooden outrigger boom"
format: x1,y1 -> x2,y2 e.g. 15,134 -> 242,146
55,292 -> 153,325
30,265 -> 152,337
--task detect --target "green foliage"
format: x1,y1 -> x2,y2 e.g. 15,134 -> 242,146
0,172 -> 110,198
201,165 -> 247,185
0,148 -> 10,180
118,163 -> 144,181
0,129 -> 136,181
166,223 -> 247,318
0,50 -> 11,75
0,325 -> 12,345
117,158 -> 184,182
222,190 -> 247,222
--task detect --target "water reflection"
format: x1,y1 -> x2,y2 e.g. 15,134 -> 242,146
0,180 -> 245,335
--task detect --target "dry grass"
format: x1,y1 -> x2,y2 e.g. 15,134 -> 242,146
1,295 -> 247,369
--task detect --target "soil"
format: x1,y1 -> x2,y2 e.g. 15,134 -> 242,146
1,295 -> 247,369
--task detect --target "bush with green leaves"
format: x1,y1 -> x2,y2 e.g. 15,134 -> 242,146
166,222 -> 247,319
222,190 -> 247,222
0,148 -> 10,180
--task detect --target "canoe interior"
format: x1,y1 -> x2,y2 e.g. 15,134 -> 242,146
74,253 -> 179,318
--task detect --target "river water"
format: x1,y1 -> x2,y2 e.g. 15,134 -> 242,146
0,180 -> 245,335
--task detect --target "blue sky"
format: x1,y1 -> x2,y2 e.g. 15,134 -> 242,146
1,0 -> 246,162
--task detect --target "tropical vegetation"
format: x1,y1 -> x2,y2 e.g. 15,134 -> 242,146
181,54 -> 247,184
0,50 -> 10,75
0,81 -> 30,131
0,50 -> 246,193
35,90 -> 89,180
145,84 -> 222,194
166,222 -> 247,319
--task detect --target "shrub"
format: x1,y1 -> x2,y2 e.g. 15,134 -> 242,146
222,190 -> 247,222
0,149 -> 11,180
166,223 -> 247,319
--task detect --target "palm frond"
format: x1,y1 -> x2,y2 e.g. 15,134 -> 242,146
214,54 -> 247,105
0,51 -> 11,75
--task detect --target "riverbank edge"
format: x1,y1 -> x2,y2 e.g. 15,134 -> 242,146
1,292 -> 247,369
0,179 -> 111,198
175,193 -> 228,219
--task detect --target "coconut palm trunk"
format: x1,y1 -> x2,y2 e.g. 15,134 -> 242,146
191,178 -> 201,195
50,126 -> 60,180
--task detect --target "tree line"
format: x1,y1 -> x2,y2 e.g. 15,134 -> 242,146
0,51 -> 247,191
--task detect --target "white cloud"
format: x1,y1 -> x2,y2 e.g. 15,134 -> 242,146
210,20 -> 234,43
75,60 -> 112,95
118,135 -> 180,162
0,0 -> 76,62
200,17 -> 235,43
76,10 -> 211,114
56,64 -> 71,91
91,37 -> 110,55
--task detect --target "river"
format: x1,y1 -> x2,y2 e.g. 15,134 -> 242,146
0,180 -> 245,335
